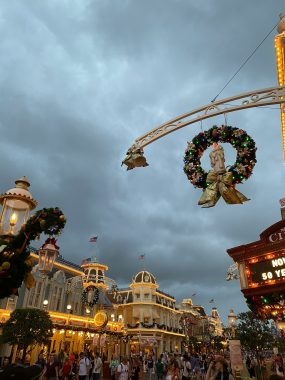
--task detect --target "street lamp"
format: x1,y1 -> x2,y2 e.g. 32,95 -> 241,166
43,299 -> 49,310
227,309 -> 237,338
0,177 -> 37,237
38,238 -> 60,273
67,304 -> 72,313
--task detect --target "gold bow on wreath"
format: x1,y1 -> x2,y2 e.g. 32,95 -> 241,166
198,171 -> 249,208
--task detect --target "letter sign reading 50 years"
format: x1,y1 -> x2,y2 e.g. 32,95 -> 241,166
249,255 -> 285,284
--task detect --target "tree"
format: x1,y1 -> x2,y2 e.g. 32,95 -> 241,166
236,311 -> 274,354
1,308 -> 53,361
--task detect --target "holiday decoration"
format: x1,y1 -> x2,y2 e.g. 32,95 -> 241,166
122,146 -> 149,170
246,293 -> 285,321
94,311 -> 108,328
0,207 -> 66,299
184,125 -> 257,207
81,285 -> 99,308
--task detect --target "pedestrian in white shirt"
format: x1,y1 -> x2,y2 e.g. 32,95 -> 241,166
93,352 -> 103,380
116,357 -> 129,380
79,352 -> 91,380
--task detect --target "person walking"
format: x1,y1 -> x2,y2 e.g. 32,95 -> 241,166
155,358 -> 164,380
78,352 -> 91,380
110,356 -> 120,380
92,352 -> 102,380
116,357 -> 129,380
43,353 -> 60,380
147,355 -> 154,380
181,355 -> 192,380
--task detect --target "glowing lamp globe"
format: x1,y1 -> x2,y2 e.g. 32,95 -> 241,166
38,238 -> 59,273
227,309 -> 237,327
0,177 -> 37,236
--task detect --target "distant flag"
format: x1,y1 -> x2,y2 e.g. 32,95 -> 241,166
89,236 -> 98,243
81,257 -> 92,265
138,254 -> 145,260
209,299 -> 215,304
191,293 -> 197,297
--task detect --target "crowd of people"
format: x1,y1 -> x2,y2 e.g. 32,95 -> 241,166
0,350 -> 285,380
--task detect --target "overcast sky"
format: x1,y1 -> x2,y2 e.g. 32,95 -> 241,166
0,0 -> 285,322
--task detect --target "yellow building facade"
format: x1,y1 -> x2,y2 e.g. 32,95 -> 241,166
0,255 -> 223,363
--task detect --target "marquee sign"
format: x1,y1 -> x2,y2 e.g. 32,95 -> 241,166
247,252 -> 285,285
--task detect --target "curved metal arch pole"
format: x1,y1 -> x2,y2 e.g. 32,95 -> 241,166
122,86 -> 285,169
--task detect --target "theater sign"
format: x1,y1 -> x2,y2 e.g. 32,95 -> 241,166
227,214 -> 285,321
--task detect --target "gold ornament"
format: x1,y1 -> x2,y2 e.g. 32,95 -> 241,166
198,171 -> 249,208
40,220 -> 46,228
24,272 -> 36,289
2,261 -> 11,270
59,215 -> 65,222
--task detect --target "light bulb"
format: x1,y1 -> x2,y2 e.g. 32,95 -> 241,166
9,212 -> 18,227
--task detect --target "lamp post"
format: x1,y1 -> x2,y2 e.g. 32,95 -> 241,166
63,304 -> 72,351
227,309 -> 237,339
0,177 -> 37,238
43,299 -> 49,310
38,238 -> 60,274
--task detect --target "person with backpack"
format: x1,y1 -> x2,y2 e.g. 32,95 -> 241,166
116,357 -> 129,380
78,352 -> 91,380
92,352 -> 102,380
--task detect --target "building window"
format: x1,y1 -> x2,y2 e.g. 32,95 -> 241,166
56,288 -> 63,311
144,294 -> 149,299
51,286 -> 58,310
35,282 -> 42,308
136,294 -> 140,299
28,282 -> 36,307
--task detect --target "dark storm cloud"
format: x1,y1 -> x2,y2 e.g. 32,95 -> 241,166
0,0 -> 284,321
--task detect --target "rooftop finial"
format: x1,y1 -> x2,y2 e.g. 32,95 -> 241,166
277,14 -> 285,34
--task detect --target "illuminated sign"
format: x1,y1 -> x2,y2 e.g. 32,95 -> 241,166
94,311 -> 108,328
268,227 -> 285,243
249,254 -> 285,284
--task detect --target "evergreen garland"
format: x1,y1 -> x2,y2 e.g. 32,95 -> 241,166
184,125 -> 257,189
0,207 -> 66,299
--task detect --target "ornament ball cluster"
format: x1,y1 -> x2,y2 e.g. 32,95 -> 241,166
184,125 -> 257,189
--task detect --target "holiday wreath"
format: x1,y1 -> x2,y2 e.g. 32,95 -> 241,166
183,125 -> 257,207
81,285 -> 100,308
0,207 -> 66,299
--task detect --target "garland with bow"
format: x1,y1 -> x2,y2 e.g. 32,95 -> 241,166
184,125 -> 256,207
0,207 -> 66,299
184,125 -> 257,189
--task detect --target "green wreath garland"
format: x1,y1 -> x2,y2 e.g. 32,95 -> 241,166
184,125 -> 257,189
0,207 -> 66,299
81,285 -> 99,308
